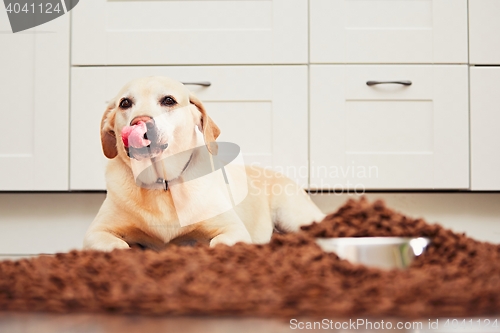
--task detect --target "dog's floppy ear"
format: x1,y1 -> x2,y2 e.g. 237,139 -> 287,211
100,103 -> 118,159
190,92 -> 220,155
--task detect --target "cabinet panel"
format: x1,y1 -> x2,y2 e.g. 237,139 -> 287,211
469,0 -> 500,65
0,10 -> 69,190
72,0 -> 307,65
470,67 -> 500,190
70,66 -> 308,190
310,65 -> 469,190
310,0 -> 468,64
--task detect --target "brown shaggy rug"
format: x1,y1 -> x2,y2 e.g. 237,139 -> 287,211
0,198 -> 499,318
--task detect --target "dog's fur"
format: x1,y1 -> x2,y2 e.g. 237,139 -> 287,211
84,76 -> 325,251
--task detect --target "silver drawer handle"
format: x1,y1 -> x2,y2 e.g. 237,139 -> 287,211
366,80 -> 412,86
182,81 -> 211,87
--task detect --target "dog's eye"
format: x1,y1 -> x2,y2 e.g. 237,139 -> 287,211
161,96 -> 177,107
119,98 -> 132,109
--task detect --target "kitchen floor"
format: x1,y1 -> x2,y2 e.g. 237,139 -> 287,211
1,313 -> 499,333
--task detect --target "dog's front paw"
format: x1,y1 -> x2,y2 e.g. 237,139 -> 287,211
88,241 -> 130,252
210,232 -> 252,247
83,231 -> 131,252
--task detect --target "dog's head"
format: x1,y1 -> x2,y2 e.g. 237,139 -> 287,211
100,76 -> 220,164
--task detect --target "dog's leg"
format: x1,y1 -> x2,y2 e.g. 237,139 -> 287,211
210,228 -> 252,247
271,179 -> 326,233
83,230 -> 130,251
207,209 -> 253,247
83,199 -> 132,251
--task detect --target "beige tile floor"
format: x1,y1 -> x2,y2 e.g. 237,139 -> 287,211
1,313 -> 499,333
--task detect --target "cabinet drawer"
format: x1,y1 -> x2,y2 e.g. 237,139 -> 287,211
70,66 -> 308,190
72,0 -> 307,65
310,65 -> 469,190
310,0 -> 468,64
469,0 -> 500,65
470,67 -> 500,190
0,10 -> 69,191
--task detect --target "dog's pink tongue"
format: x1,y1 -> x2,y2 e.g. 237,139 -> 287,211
121,121 -> 151,149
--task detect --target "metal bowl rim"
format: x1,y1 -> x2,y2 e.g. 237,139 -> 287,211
315,237 -> 431,246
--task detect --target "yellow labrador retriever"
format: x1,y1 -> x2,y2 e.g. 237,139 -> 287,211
84,76 -> 325,251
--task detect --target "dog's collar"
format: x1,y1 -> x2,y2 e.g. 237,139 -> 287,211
154,152 -> 194,191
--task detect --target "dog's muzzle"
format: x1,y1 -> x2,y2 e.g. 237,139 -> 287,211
122,118 -> 168,160
126,143 -> 169,160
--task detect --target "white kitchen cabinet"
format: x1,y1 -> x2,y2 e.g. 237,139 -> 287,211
470,67 -> 500,190
310,65 -> 469,190
310,0 -> 468,64
0,10 -> 69,191
70,66 -> 308,190
72,0 -> 307,66
469,0 -> 500,65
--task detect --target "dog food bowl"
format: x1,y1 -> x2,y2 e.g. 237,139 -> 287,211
315,237 -> 431,270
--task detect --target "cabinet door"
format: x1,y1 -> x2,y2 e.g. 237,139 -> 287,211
0,10 -> 69,190
72,0 -> 307,65
310,65 -> 469,190
469,0 -> 500,65
310,0 -> 468,64
471,67 -> 500,190
71,66 -> 308,190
